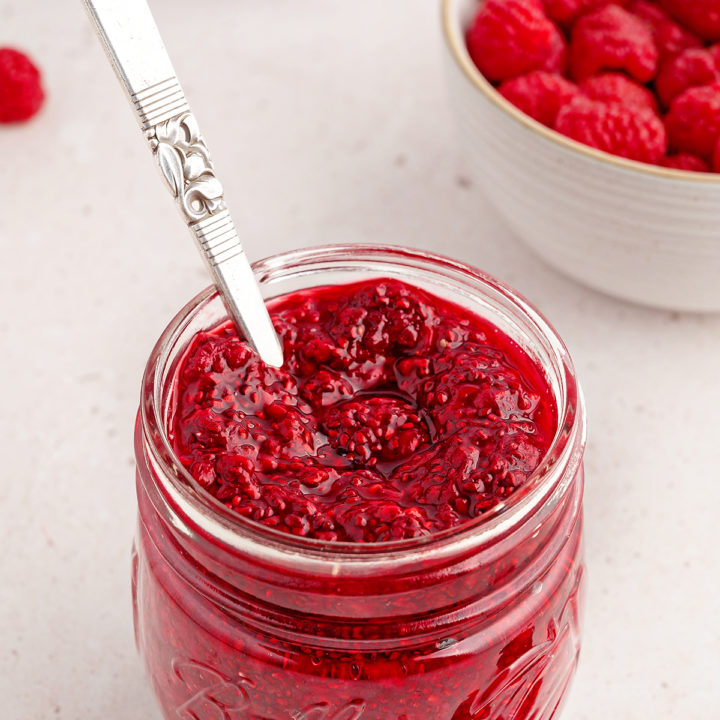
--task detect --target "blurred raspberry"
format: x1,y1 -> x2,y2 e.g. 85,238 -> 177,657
0,47 -> 44,123
569,5 -> 658,82
499,71 -> 580,126
580,72 -> 658,112
658,153 -> 711,172
658,0 -> 720,43
467,0 -> 566,83
655,48 -> 720,108
555,96 -> 667,162
665,83 -> 720,159
543,0 -> 628,25
628,1 -> 701,60
713,136 -> 720,172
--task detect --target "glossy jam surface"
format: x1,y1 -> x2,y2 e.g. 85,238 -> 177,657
170,278 -> 557,542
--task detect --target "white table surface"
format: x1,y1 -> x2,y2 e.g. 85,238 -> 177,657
2,1 -> 719,718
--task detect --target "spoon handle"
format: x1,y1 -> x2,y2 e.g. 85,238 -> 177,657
82,0 -> 284,368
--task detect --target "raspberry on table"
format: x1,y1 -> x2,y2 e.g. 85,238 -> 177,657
713,136 -> 720,171
665,83 -> 720,159
466,0 -> 566,83
543,0 -> 628,26
555,96 -> 667,163
0,47 -> 44,123
658,0 -> 720,43
628,1 -> 702,60
499,71 -> 580,126
658,153 -> 711,172
655,47 -> 720,108
580,72 -> 658,112
569,5 -> 659,82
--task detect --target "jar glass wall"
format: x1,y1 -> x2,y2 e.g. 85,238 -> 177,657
133,245 -> 586,720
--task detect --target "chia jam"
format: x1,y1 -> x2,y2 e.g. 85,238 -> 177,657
133,246 -> 586,720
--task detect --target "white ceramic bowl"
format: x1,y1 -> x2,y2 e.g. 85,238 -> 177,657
442,0 -> 720,312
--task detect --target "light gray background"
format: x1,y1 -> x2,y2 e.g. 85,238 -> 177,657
1,1 -> 719,718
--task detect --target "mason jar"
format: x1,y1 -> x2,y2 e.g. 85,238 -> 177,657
133,245 -> 586,720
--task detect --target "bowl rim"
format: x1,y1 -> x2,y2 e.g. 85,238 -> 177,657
441,0 -> 720,184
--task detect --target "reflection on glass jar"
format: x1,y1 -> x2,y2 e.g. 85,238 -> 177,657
133,245 -> 586,720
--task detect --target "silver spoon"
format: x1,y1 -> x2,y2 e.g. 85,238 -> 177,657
82,0 -> 284,368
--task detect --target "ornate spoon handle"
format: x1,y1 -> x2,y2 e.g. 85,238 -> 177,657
82,0 -> 284,367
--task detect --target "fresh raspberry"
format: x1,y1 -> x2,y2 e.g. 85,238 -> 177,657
580,72 -> 658,113
0,48 -> 44,123
498,71 -> 580,126
569,5 -> 659,82
466,0 -> 566,83
658,0 -> 720,43
543,0 -> 628,26
658,153 -> 711,172
713,136 -> 720,172
628,1 -> 702,60
665,83 -> 720,159
555,96 -> 667,163
655,48 -> 720,108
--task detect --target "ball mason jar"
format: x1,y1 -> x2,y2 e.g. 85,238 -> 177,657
133,245 -> 586,720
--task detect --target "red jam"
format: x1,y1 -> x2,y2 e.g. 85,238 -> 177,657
134,261 -> 584,720
169,278 -> 556,542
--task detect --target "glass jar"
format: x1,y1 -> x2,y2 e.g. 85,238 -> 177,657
133,245 -> 586,720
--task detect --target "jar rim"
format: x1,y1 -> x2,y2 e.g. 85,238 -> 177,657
140,244 -> 586,571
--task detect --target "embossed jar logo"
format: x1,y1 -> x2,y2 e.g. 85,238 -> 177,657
292,700 -> 366,720
172,658 -> 254,720
171,658 -> 366,720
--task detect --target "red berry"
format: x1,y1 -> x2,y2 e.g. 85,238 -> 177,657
658,0 -> 720,43
555,96 -> 667,163
580,72 -> 659,113
543,0 -> 628,25
569,5 -> 659,82
628,1 -> 702,60
466,0 -> 566,83
665,83 -> 720,159
499,71 -> 580,126
0,48 -> 44,123
323,398 -> 429,465
658,153 -> 711,172
655,48 -> 720,108
713,136 -> 720,171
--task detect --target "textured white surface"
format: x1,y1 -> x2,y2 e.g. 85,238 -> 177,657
1,1 -> 719,718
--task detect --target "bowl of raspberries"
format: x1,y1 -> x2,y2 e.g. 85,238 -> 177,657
442,0 -> 720,311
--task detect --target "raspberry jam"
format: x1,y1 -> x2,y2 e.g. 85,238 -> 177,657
170,279 -> 556,543
134,246 -> 586,720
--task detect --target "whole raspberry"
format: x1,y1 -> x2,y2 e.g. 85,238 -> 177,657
498,71 -> 580,126
713,136 -> 720,172
628,1 -> 702,60
658,0 -> 720,43
658,153 -> 711,172
665,83 -> 720,159
543,0 -> 628,26
0,48 -> 44,123
555,96 -> 667,163
655,48 -> 720,108
569,5 -> 659,82
580,72 -> 658,113
466,0 -> 566,83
